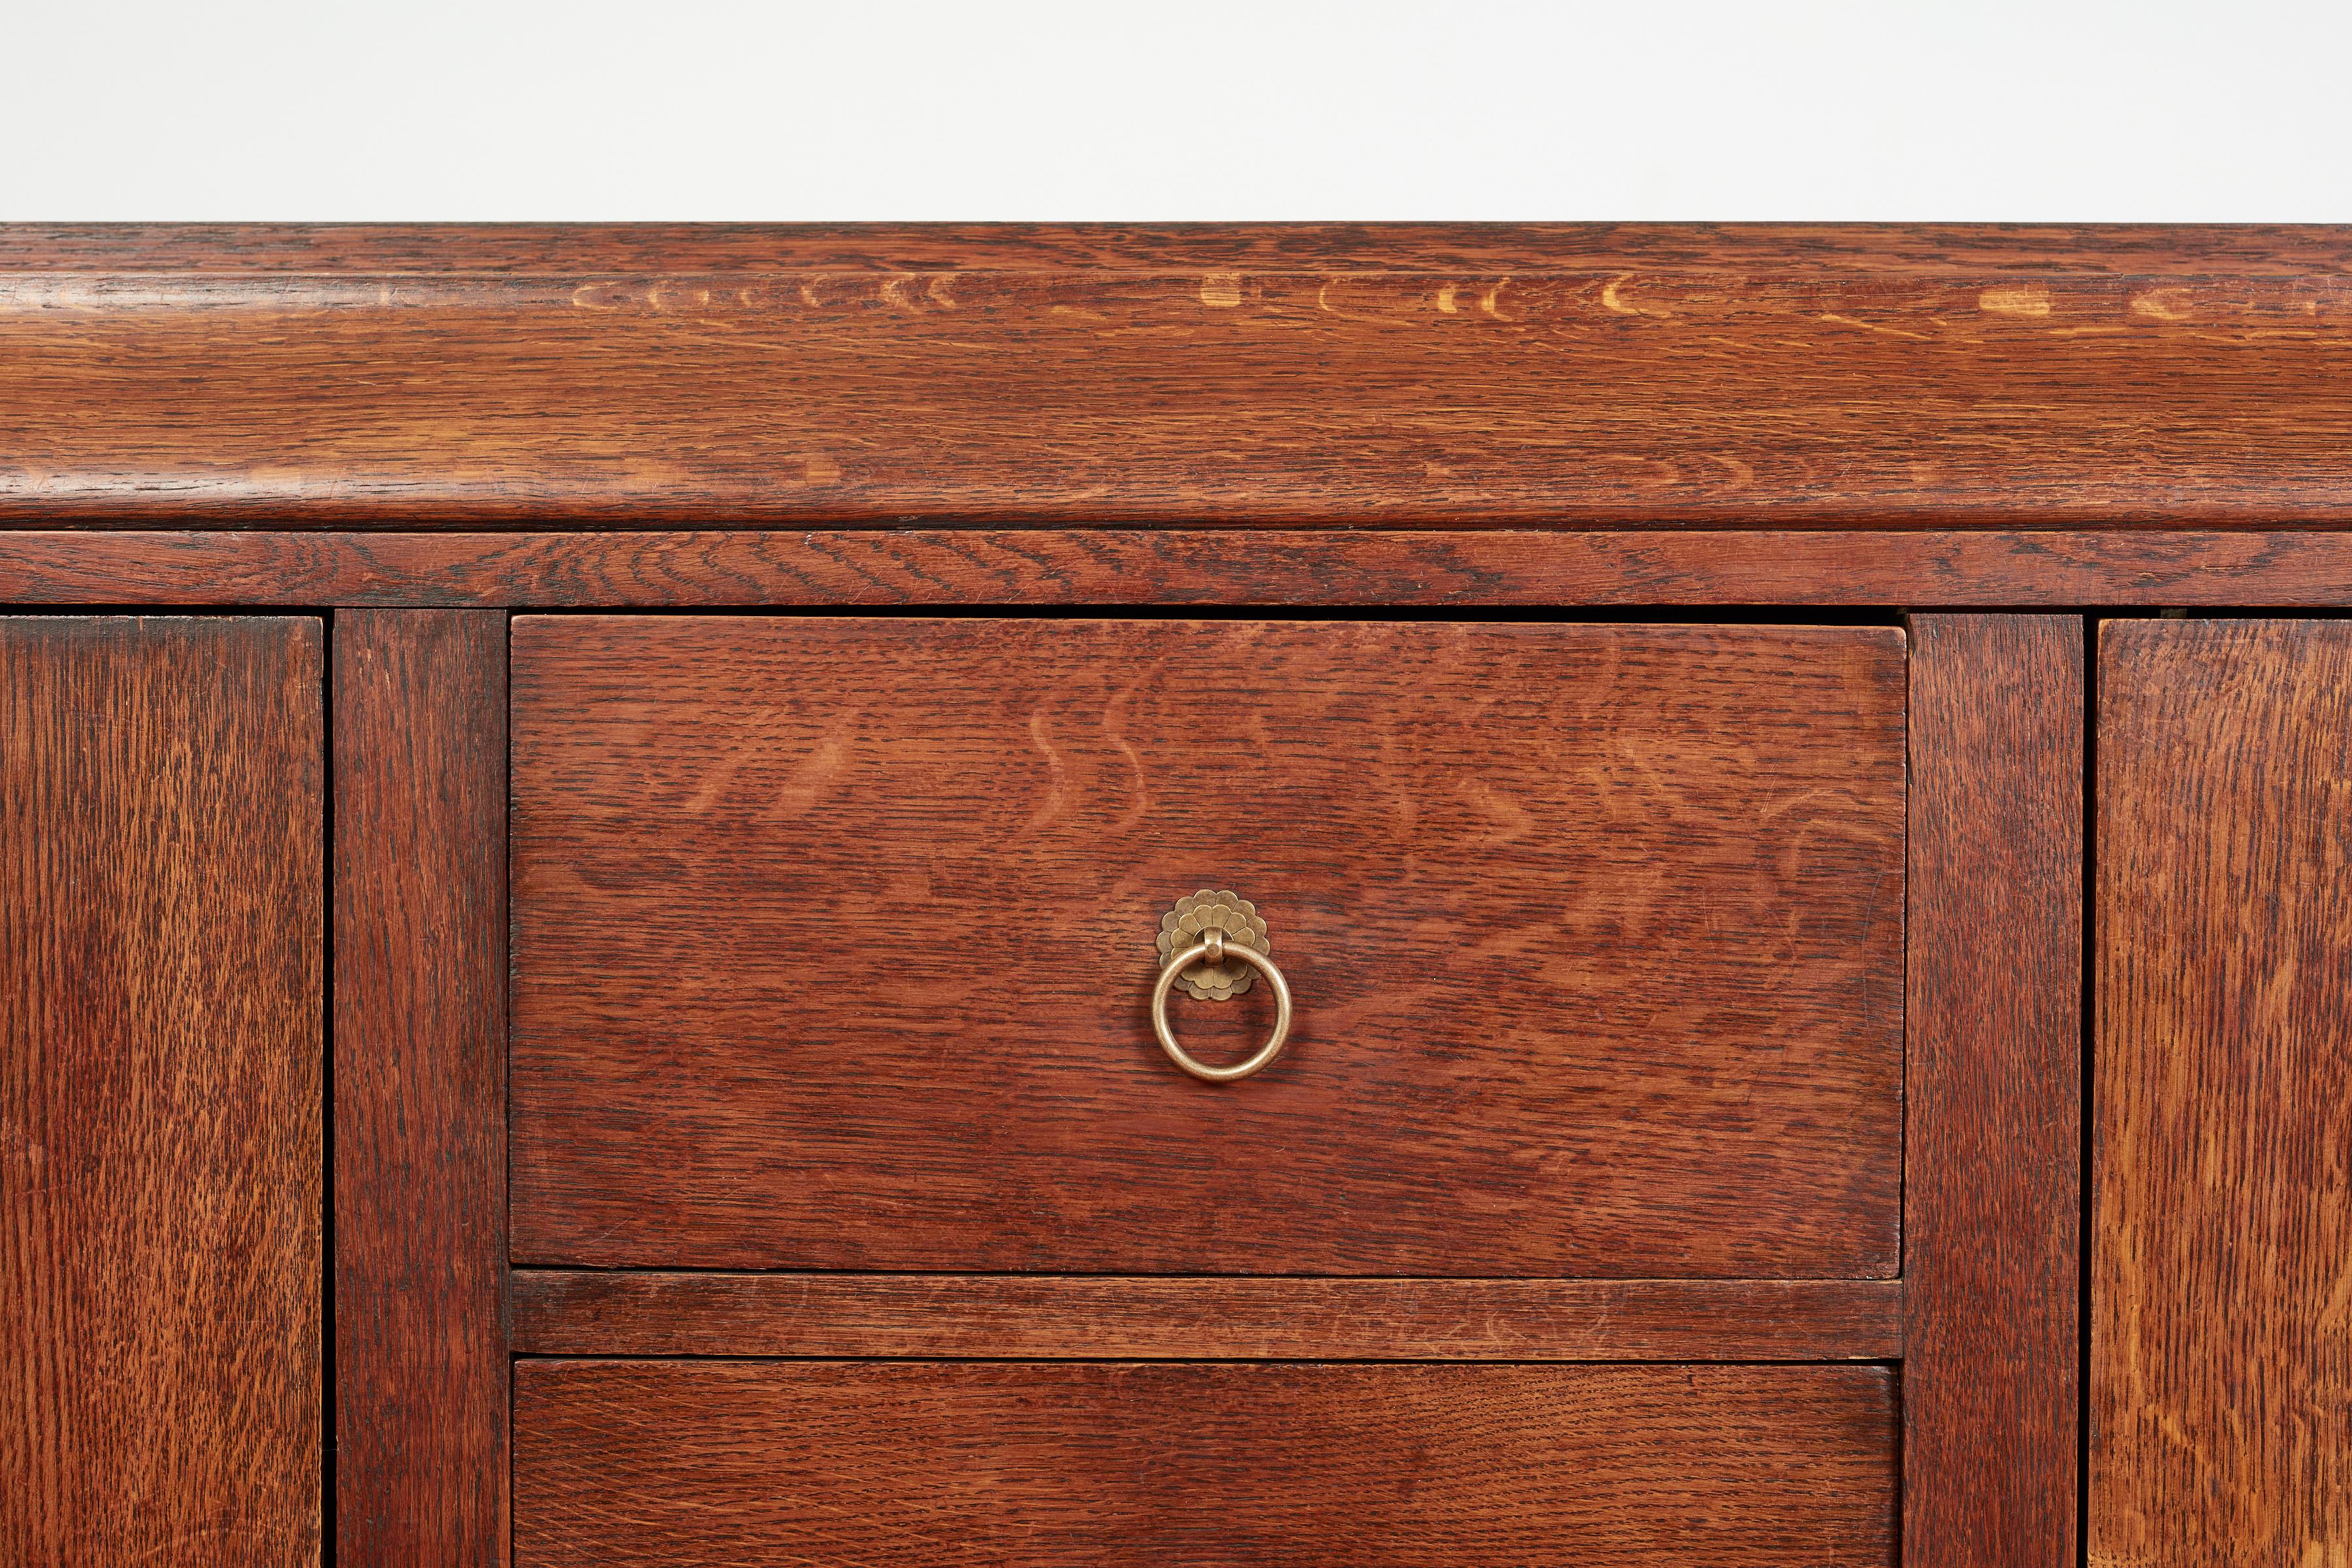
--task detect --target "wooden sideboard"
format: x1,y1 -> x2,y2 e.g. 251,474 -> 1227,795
1,224 -> 2346,1566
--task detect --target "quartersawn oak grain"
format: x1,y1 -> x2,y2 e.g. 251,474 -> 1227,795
1903,615 -> 2082,1568
0,617 -> 321,1565
510,616 -> 1905,1277
2093,620 -> 2352,1565
508,1272 -> 1904,1362
334,611 -> 507,1568
3,225 -> 2348,528
20,528 -> 2352,608
512,1360 -> 1900,1566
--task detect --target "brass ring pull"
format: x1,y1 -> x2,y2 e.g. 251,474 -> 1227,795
1151,939 -> 1293,1082
1149,890 -> 1293,1083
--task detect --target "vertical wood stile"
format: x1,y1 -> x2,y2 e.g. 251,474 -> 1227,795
1904,614 -> 2083,1565
335,610 -> 508,1566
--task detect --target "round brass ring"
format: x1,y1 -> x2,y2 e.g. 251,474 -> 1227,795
1149,939 -> 1293,1083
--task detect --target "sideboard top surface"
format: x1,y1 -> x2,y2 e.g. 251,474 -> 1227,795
3,223 -> 2348,531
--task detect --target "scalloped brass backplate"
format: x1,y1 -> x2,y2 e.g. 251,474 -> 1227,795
1154,889 -> 1273,1001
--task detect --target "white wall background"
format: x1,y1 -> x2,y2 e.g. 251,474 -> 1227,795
3,0 -> 2346,221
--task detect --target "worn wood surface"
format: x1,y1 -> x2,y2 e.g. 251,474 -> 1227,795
0,617 -> 321,1565
1904,615 -> 2082,1567
2093,619 -> 2352,1565
509,1272 -> 1904,1362
22,528 -> 2352,608
513,1360 -> 1899,1565
510,617 -> 1904,1277
333,611 -> 506,1567
3,225 -> 2348,527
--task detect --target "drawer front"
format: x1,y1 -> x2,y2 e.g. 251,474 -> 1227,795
514,1361 -> 1899,1565
510,617 -> 1905,1276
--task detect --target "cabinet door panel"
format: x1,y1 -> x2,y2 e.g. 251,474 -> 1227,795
0,617 -> 322,1565
2095,619 -> 2352,1561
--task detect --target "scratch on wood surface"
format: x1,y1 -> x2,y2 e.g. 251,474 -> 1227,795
1978,284 -> 2052,318
2130,287 -> 2194,321
1818,313 -> 1931,341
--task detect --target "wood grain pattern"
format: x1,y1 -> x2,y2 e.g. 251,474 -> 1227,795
2093,619 -> 2352,1565
22,528 -> 2352,609
1904,615 -> 2082,1567
511,617 -> 1905,1277
333,611 -> 506,1567
3,225 -> 2348,528
512,1360 -> 1899,1565
508,1271 -> 1904,1362
0,617 -> 321,1565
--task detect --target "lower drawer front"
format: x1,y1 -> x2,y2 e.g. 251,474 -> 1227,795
514,1361 -> 1897,1565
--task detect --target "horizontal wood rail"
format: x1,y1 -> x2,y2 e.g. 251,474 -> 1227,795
12,529 -> 2352,608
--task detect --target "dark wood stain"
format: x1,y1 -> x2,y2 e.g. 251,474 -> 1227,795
0,616 -> 322,1565
510,617 -> 1905,1277
508,1271 -> 1904,1362
512,1360 -> 1899,1566
333,610 -> 508,1567
23,225 -> 2328,1560
2093,619 -> 2352,1563
1903,615 -> 2082,1567
1,225 -> 2347,528
21,528 -> 2352,609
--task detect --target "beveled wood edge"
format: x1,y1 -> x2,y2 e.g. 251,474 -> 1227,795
506,1273 -> 1903,1362
9,528 -> 2352,608
9,221 -> 2349,272
1902,616 -> 2083,1566
7,225 -> 2350,529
